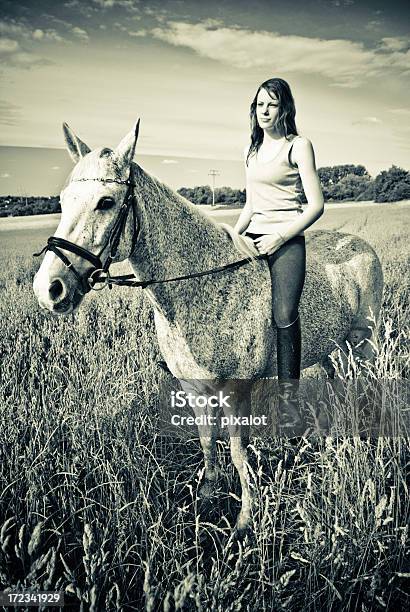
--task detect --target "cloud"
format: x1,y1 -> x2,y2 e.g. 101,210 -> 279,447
51,166 -> 60,170
45,30 -> 65,43
389,108 -> 410,116
32,29 -> 44,40
162,159 -> 178,164
143,6 -> 168,19
92,0 -> 140,13
1,173 -> 11,179
12,52 -> 52,67
0,18 -> 65,43
0,18 -> 70,69
71,26 -> 89,42
0,37 -> 51,68
352,116 -> 382,125
128,29 -> 147,37
378,37 -> 410,52
42,13 -> 75,30
151,22 -> 410,87
200,19 -> 225,28
328,0 -> 355,6
0,100 -> 21,126
32,28 -> 65,43
0,17 -> 89,48
93,0 -> 117,6
0,20 -> 27,38
63,1 -> 94,18
365,20 -> 382,31
0,38 -> 19,53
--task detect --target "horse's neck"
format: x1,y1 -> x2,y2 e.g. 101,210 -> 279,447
128,165 -> 233,283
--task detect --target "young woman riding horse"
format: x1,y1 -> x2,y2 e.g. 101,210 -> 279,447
234,78 -> 324,430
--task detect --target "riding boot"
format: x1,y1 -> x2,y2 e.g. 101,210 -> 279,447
276,315 -> 304,436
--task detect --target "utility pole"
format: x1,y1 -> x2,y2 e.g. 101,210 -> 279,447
208,169 -> 220,207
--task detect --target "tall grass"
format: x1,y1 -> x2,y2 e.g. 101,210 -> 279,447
0,204 -> 409,610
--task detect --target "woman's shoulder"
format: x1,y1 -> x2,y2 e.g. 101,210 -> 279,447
290,135 -> 315,160
291,134 -> 312,147
288,135 -> 315,168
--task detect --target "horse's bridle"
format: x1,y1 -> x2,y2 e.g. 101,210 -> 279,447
34,164 -> 139,294
34,162 -> 268,294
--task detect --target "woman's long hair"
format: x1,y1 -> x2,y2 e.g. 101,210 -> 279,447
246,78 -> 298,166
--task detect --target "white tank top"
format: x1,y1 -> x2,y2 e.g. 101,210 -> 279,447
245,135 -> 304,235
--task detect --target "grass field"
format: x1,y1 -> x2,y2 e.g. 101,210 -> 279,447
0,202 -> 409,611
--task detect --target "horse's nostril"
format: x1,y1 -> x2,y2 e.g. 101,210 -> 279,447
49,279 -> 64,300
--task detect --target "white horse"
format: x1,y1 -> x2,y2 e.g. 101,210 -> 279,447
33,122 -> 384,532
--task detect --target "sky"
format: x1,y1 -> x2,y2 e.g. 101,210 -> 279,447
0,0 -> 409,194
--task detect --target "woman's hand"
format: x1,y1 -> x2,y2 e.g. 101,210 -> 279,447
253,232 -> 285,255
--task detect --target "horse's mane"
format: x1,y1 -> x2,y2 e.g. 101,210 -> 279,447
141,168 -> 259,261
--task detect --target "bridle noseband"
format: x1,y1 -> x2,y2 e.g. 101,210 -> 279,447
34,165 -> 138,294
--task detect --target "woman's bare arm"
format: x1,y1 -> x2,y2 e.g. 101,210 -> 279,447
279,137 -> 324,241
234,193 -> 253,234
234,152 -> 253,234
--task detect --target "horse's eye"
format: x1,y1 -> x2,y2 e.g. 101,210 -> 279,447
96,197 -> 115,211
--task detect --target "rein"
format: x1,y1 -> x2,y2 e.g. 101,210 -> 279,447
93,253 -> 267,291
34,164 -> 266,293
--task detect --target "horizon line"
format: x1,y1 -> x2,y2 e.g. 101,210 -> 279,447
0,144 -> 242,163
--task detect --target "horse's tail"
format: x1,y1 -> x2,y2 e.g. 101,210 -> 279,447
219,223 -> 259,260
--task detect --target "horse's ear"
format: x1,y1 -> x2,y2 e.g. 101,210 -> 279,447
63,122 -> 91,163
114,119 -> 140,167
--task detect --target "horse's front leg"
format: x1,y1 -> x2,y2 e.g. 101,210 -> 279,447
221,380 -> 253,533
178,379 -> 220,498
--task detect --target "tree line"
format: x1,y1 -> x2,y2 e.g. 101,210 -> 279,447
178,164 -> 410,206
0,195 -> 60,217
0,164 -> 409,217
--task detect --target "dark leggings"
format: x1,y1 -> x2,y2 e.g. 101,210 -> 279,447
245,232 -> 306,328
